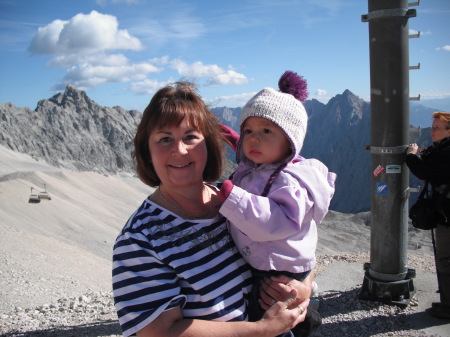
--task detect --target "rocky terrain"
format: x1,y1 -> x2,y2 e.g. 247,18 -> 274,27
0,144 -> 441,336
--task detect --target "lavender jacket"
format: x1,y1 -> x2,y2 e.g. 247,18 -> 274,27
220,155 -> 336,274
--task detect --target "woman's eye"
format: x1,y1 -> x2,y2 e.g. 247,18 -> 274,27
158,137 -> 171,143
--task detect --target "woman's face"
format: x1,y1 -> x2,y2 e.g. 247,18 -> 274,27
148,118 -> 207,189
431,118 -> 450,143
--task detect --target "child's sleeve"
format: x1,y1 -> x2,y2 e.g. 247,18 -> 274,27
219,177 -> 310,242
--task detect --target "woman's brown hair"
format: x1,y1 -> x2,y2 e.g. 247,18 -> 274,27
133,81 -> 224,187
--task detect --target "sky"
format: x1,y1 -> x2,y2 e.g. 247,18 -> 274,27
0,0 -> 449,112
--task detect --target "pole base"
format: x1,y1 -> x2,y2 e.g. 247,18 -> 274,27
360,264 -> 416,308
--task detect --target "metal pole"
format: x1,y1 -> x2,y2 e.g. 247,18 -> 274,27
360,0 -> 417,307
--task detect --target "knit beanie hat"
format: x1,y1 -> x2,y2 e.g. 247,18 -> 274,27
237,70 -> 308,164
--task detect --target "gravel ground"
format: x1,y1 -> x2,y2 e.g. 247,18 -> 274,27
311,252 -> 442,337
0,252 -> 440,337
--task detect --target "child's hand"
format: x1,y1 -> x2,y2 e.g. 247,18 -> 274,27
219,123 -> 240,152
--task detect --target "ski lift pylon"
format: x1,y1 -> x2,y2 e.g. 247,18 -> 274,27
28,187 -> 40,204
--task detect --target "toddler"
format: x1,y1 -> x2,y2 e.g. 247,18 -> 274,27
219,71 -> 336,332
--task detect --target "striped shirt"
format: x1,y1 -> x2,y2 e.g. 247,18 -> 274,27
112,198 -> 253,337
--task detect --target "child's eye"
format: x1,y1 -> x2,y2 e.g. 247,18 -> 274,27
243,129 -> 252,135
263,128 -> 272,134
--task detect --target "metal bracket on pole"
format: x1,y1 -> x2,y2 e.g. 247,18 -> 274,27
367,145 -> 408,154
409,31 -> 420,38
409,94 -> 420,101
403,187 -> 420,199
409,63 -> 420,70
361,8 -> 416,22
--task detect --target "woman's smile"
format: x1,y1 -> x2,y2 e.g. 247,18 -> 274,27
169,162 -> 192,168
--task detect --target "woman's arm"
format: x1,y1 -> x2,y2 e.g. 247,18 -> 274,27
406,144 -> 450,181
136,292 -> 307,337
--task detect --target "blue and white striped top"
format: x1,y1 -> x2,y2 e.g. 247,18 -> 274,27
112,198 -> 253,337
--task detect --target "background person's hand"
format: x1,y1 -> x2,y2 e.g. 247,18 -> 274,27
407,143 -> 419,155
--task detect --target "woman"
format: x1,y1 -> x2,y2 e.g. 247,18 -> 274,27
112,81 -> 311,337
406,111 -> 450,319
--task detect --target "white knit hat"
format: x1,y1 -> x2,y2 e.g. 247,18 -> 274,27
237,71 -> 308,164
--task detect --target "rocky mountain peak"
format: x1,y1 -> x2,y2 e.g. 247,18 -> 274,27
38,84 -> 96,113
1,85 -> 142,174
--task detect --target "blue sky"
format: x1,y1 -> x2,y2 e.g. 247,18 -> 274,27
0,0 -> 449,112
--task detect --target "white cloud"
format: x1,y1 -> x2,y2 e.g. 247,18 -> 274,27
28,11 -> 247,93
67,62 -> 157,82
170,59 -> 223,77
49,53 -> 131,68
207,70 -> 249,86
28,19 -> 66,55
128,78 -> 174,95
311,89 -> 332,104
170,59 -> 249,86
436,45 -> 450,51
149,56 -> 170,66
28,10 -> 142,56
315,89 -> 327,96
55,55 -> 162,90
27,11 -> 159,91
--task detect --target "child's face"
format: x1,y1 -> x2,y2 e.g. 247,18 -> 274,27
242,117 -> 291,164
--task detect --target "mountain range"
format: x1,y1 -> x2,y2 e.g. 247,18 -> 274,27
213,90 -> 435,213
0,85 -> 440,213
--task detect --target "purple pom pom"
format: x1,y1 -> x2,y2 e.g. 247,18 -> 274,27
278,70 -> 308,103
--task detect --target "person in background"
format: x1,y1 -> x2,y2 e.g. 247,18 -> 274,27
406,111 -> 450,319
219,71 -> 336,336
112,81 -> 312,337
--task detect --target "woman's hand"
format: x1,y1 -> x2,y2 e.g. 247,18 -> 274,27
259,289 -> 309,335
